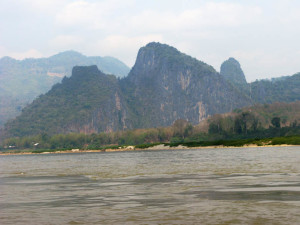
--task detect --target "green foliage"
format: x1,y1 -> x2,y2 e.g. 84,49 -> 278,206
2,99 -> 300,153
3,42 -> 300,145
5,66 -> 120,137
250,73 -> 300,103
0,52 -> 130,127
220,58 -> 300,105
220,57 -> 248,89
172,119 -> 193,139
269,136 -> 300,145
271,117 -> 281,128
161,136 -> 300,149
2,124 -> 299,153
208,101 -> 300,138
143,42 -> 216,74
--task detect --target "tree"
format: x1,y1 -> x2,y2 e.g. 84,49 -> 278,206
234,112 -> 258,134
173,119 -> 191,139
271,117 -> 281,128
292,120 -> 298,128
208,114 -> 223,134
184,124 -> 193,137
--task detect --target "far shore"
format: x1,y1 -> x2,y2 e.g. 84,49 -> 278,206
1,144 -> 299,156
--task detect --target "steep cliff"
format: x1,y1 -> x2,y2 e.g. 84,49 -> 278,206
250,73 -> 300,103
0,51 -> 130,127
220,57 -> 300,104
5,43 -> 254,137
5,66 -> 130,136
220,57 -> 247,86
122,43 -> 252,128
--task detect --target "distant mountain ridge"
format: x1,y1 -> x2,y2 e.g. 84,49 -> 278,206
5,42 -> 252,137
122,42 -> 251,128
250,73 -> 300,103
5,65 -> 130,136
0,51 -> 130,126
3,42 -> 300,138
218,57 -> 300,104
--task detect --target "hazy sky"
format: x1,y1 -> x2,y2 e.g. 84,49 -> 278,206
1,0 -> 300,81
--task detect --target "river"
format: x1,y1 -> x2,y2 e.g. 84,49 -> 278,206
1,146 -> 300,224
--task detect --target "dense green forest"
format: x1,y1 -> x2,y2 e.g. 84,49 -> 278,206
1,101 -> 300,152
3,43 -> 300,138
219,57 -> 300,104
250,73 -> 300,103
206,101 -> 300,135
1,120 -> 299,153
0,51 -> 129,127
4,66 -> 126,137
4,43 -> 252,138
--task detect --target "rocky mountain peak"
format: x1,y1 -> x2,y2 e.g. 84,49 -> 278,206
0,56 -> 16,62
129,42 -> 216,84
72,65 -> 101,76
133,42 -> 180,68
50,50 -> 84,60
4,43 -> 253,137
220,57 -> 247,86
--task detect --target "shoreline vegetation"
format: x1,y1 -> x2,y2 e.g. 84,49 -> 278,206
1,102 -> 300,155
1,136 -> 299,155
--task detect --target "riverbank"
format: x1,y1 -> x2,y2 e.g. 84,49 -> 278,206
1,143 -> 299,156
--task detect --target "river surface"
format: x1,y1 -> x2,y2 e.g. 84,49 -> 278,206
1,146 -> 300,224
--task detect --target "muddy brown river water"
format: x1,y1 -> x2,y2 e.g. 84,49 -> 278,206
1,146 -> 300,224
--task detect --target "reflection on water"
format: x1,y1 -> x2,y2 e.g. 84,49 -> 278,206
1,146 -> 300,224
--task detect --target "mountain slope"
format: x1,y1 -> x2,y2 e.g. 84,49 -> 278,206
46,50 -> 129,78
5,66 -> 130,137
4,43 -> 300,138
5,42 -> 253,137
0,51 -> 130,126
220,57 -> 248,90
250,73 -> 300,103
219,58 -> 300,104
123,43 -> 252,128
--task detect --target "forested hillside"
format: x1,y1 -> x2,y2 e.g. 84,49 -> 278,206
0,51 -> 130,126
219,58 -> 300,104
2,101 -> 300,151
3,42 -> 300,139
122,42 -> 251,128
4,43 -> 252,137
250,73 -> 300,103
5,66 -> 131,137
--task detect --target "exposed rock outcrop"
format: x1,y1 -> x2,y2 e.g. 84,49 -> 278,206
5,43 -> 253,137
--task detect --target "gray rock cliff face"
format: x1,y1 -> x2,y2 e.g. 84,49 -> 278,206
219,57 -> 300,104
5,43 -> 253,137
5,66 -> 131,136
124,43 -> 252,128
0,51 -> 130,127
63,66 -> 131,134
250,73 -> 300,103
220,57 -> 247,87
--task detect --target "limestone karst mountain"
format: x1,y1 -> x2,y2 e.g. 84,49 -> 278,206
219,57 -> 300,104
5,43 -> 252,137
4,43 -> 300,137
220,57 -> 248,88
0,51 -> 130,126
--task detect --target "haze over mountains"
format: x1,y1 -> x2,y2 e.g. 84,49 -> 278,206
0,51 -> 130,126
4,42 -> 300,137
220,57 -> 300,104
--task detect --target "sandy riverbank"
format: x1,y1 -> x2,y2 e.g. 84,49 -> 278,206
0,144 -> 299,156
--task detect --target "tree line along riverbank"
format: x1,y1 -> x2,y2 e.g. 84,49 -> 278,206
1,131 -> 299,155
1,102 -> 300,154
